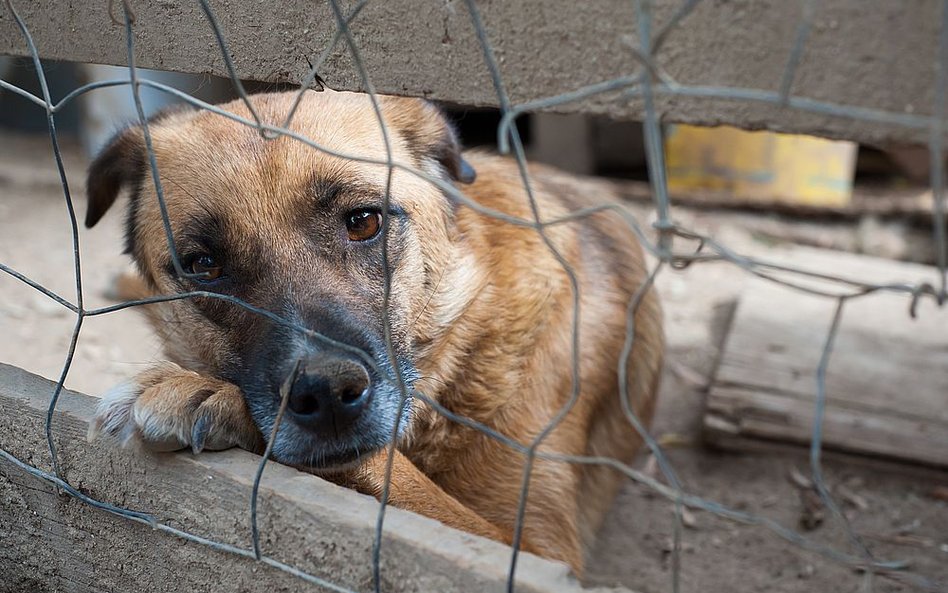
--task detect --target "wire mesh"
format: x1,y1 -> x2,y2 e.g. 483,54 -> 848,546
0,0 -> 946,591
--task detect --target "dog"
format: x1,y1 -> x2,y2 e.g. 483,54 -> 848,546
84,89 -> 664,575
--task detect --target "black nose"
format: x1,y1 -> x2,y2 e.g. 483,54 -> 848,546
287,354 -> 372,435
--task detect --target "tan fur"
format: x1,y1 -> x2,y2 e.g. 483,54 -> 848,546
87,90 -> 664,575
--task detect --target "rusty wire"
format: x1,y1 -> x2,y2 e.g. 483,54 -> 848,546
0,0 -> 946,592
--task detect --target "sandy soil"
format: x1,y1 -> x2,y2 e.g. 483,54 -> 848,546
0,132 -> 945,593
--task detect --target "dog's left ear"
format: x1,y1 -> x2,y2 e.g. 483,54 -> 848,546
86,105 -> 195,229
85,125 -> 146,228
381,97 -> 476,185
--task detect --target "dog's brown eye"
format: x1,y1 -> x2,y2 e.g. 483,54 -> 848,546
345,208 -> 382,242
190,255 -> 223,281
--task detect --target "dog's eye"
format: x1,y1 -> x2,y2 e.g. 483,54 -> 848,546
189,255 -> 224,281
345,208 -> 382,242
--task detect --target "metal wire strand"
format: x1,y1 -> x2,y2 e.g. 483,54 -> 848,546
4,0 -> 86,481
307,3 -> 417,591
461,2 -> 593,590
251,358 -> 301,560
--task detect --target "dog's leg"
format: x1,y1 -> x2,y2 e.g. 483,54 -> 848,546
343,449 -> 541,555
89,363 -> 263,454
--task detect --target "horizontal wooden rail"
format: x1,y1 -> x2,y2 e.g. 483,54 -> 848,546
0,363 -> 611,593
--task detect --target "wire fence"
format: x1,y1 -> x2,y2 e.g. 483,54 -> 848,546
0,0 -> 945,591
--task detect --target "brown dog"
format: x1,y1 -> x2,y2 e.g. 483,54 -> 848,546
84,89 -> 663,574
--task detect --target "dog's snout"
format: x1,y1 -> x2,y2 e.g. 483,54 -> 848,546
287,355 -> 371,433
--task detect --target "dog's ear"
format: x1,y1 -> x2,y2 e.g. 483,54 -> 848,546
381,97 -> 476,185
85,105 -> 194,229
85,125 -> 146,229
421,107 -> 477,185
433,123 -> 478,185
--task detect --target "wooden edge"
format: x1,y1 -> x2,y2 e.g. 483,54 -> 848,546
703,384 -> 948,470
613,180 -> 935,224
0,362 -> 623,593
700,420 -> 948,483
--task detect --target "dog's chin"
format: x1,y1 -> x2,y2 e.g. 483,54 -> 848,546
267,420 -> 399,472
290,454 -> 367,477
275,444 -> 376,473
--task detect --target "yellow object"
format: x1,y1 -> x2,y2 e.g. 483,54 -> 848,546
665,124 -> 857,206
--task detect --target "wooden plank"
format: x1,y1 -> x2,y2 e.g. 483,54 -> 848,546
705,386 -> 948,467
703,246 -> 948,467
0,363 -> 603,593
614,179 -> 936,223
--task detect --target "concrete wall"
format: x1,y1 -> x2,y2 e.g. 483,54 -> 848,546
0,1 -> 943,147
0,363 -> 620,593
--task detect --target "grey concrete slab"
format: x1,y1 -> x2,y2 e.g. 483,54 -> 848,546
0,1 -> 942,146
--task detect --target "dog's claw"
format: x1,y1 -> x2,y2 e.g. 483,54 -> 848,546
191,414 -> 210,454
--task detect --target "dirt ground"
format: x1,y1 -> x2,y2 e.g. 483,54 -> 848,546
0,132 -> 946,593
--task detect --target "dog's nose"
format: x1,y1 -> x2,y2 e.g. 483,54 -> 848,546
287,355 -> 371,433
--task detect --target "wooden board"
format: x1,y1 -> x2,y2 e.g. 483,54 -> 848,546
614,179 -> 936,224
0,363 -> 595,593
703,247 -> 948,468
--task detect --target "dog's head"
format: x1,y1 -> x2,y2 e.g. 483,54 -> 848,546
85,90 -> 476,469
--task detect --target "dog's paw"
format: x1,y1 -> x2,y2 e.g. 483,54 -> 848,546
88,363 -> 262,454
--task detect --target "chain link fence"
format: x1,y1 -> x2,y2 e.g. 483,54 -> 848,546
0,0 -> 945,591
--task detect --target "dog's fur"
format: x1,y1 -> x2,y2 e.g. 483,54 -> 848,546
85,90 -> 663,574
